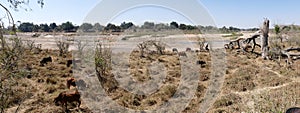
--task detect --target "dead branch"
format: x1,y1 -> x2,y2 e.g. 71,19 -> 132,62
243,34 -> 261,52
279,47 -> 300,66
225,38 -> 244,50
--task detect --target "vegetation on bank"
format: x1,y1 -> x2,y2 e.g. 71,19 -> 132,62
11,21 -> 264,34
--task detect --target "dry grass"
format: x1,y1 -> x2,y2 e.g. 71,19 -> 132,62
3,32 -> 300,113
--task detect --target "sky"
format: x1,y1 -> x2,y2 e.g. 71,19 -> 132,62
0,0 -> 299,28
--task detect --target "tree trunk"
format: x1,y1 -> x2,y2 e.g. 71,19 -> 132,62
261,19 -> 270,59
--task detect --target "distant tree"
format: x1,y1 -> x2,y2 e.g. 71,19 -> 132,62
104,23 -> 115,31
186,25 -> 197,30
32,24 -> 40,32
155,23 -> 169,30
49,22 -> 58,31
18,22 -> 34,32
60,21 -> 75,32
228,26 -> 241,32
93,23 -> 103,32
120,22 -> 134,29
179,24 -> 187,30
170,21 -> 179,28
39,23 -> 50,32
104,23 -> 121,32
141,21 -> 155,29
220,26 -> 229,33
79,23 -> 93,32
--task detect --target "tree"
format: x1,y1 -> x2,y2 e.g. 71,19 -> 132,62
40,23 -> 50,32
49,22 -> 58,31
170,21 -> 179,28
104,23 -> 121,32
120,22 -> 134,30
79,23 -> 93,32
179,24 -> 187,30
93,23 -> 103,32
186,25 -> 197,30
18,22 -> 34,32
229,26 -> 241,32
220,26 -> 229,33
141,21 -> 155,29
261,19 -> 270,59
32,24 -> 40,32
60,21 -> 75,32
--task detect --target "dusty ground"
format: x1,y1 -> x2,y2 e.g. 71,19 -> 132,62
3,32 -> 300,113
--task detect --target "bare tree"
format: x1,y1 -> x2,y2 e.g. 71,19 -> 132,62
56,40 -> 70,57
75,40 -> 88,57
261,19 -> 270,59
137,40 -> 166,58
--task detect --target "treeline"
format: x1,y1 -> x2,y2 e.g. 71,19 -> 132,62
18,21 -> 78,32
17,21 -> 259,33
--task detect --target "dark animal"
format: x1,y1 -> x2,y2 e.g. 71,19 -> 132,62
54,90 -> 81,110
186,47 -> 192,52
197,60 -> 206,67
40,56 -> 52,66
67,78 -> 76,89
68,59 -> 81,68
67,78 -> 87,89
172,48 -> 178,53
286,107 -> 300,113
66,60 -> 72,67
202,43 -> 209,51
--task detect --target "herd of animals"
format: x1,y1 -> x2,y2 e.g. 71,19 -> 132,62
37,47 -> 299,113
39,56 -> 87,111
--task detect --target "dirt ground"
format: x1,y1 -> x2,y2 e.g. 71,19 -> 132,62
3,32 -> 300,113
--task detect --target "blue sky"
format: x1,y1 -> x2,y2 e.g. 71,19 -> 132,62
0,0 -> 299,28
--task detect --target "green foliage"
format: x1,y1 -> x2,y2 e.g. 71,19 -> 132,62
18,22 -> 34,32
39,23 -> 50,32
274,25 -> 280,34
32,24 -> 40,32
93,23 -> 103,32
120,21 -> 134,29
60,21 -> 75,32
95,43 -> 111,76
179,23 -> 187,30
7,0 -> 44,9
170,21 -> 179,28
49,23 -> 58,31
79,23 -> 93,32
104,23 -> 121,32
141,21 -> 155,29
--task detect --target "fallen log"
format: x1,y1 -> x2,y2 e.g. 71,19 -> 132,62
281,47 -> 300,63
243,34 -> 261,52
